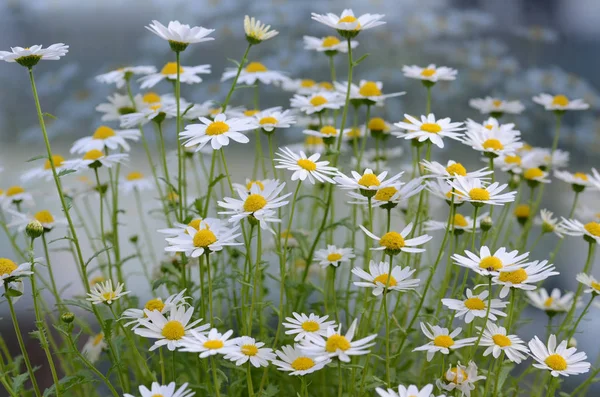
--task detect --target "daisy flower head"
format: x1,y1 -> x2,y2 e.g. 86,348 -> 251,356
560,217 -> 600,244
425,212 -> 487,235
426,179 -> 466,206
576,273 -> 600,295
348,177 -> 424,210
145,20 -> 215,51
360,223 -> 432,256
469,96 -> 525,116
461,122 -> 522,158
301,318 -> 377,362
335,80 -> 405,106
554,170 -> 593,192
123,382 -> 195,397
311,9 -> 386,38
179,328 -> 236,358
21,154 -> 72,182
282,313 -> 336,342
275,147 -> 338,184
70,125 -> 140,154
96,93 -> 146,121
315,245 -> 355,268
442,288 -> 508,324
413,323 -> 477,362
421,160 -> 493,180
495,153 -> 525,175
121,290 -> 189,328
119,92 -> 177,128
244,16 -> 278,44
0,43 -> 69,67
120,171 -> 154,193
448,176 -> 516,207
352,261 -> 419,296
536,209 -> 566,237
254,108 -> 296,134
303,125 -> 350,146
529,334 -> 590,377
335,168 -> 404,198
437,361 -> 485,397
223,336 -> 275,367
0,258 -> 33,283
526,288 -> 575,313
7,209 -> 67,232
479,322 -> 529,363
231,178 -> 275,194
180,113 -> 255,151
63,150 -> 128,170
395,114 -> 465,149
2,185 -> 34,208
452,246 -> 529,277
86,279 -> 130,305
164,218 -> 241,258
376,384 -> 439,397
533,93 -> 589,112
134,305 -> 209,351
272,344 -> 331,376
402,64 -> 458,84
303,35 -> 358,55
290,91 -> 342,115
221,61 -> 286,85
523,167 -> 550,187
139,63 -> 211,89
367,117 -> 398,140
493,260 -> 558,298
95,66 -> 156,88
82,333 -> 107,364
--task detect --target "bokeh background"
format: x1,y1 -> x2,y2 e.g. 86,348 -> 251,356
1,0 -> 600,393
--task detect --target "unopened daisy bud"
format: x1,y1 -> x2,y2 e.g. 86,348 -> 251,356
568,337 -> 577,348
60,312 -> 75,324
26,220 -> 44,239
514,204 -> 530,225
509,173 -> 521,189
129,235 -> 139,244
480,216 -> 493,232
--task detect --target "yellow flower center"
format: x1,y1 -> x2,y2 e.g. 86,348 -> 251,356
483,138 -> 504,151
454,214 -> 468,227
243,194 -> 267,213
126,171 -> 144,181
374,186 -> 398,202
446,163 -> 467,176
524,168 -> 544,180
187,218 -> 203,231
297,159 -> 317,171
44,155 -> 65,170
6,186 -> 24,196
492,99 -> 503,107
241,344 -> 258,356
301,321 -> 320,332
92,333 -> 104,346
310,95 -> 328,107
379,232 -> 405,250
327,253 -> 343,262
291,357 -> 315,371
319,82 -> 334,90
373,273 -> 398,287
151,394 -> 164,397
193,229 -> 217,248
504,155 -> 521,165
244,110 -> 259,116
468,188 -> 490,201
144,298 -> 165,312
338,15 -> 361,30
574,172 -> 588,181
161,320 -> 185,340
322,36 -> 341,47
420,68 -> 436,77
259,116 -> 278,125
325,334 -> 351,352
34,210 -> 54,224
245,62 -> 267,73
544,297 -> 554,307
0,258 -> 18,276
484,124 -> 494,130
89,276 -> 105,286
498,268 -> 528,284
300,79 -> 316,87
433,335 -> 455,348
101,291 -> 117,301
83,150 -> 104,161
161,62 -> 184,75
206,121 -> 230,136
492,334 -> 512,347
591,281 -> 600,291
514,204 -> 531,219
545,354 -> 567,371
203,339 -> 224,350
317,125 -> 336,136
305,136 -> 324,145
584,222 -> 600,237
464,297 -> 486,310
358,173 -> 381,187
420,123 -> 442,134
142,92 -> 161,103
368,117 -> 387,131
551,95 -> 569,107
93,126 -> 116,140
358,81 -> 382,97
447,368 -> 468,383
479,256 -> 503,271
246,180 -> 265,191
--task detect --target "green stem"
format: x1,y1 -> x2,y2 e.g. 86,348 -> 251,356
205,251 -> 215,324
222,43 -> 252,112
211,356 -> 221,397
470,277 -> 493,357
248,226 -> 262,332
566,295 -> 595,340
175,50 -> 184,222
246,363 -> 255,397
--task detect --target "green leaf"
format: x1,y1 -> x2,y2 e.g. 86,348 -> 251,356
84,246 -> 113,268
208,174 -> 226,189
57,168 -> 77,178
27,155 -> 45,163
43,112 -> 57,120
353,53 -> 370,66
11,372 -> 30,393
4,287 -> 23,298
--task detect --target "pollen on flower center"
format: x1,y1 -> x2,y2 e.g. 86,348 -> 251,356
359,81 -> 382,97
374,186 -> 398,201
420,123 -> 442,134
206,121 -> 230,136
259,116 -> 278,125
464,297 -> 486,310
241,344 -> 258,356
591,281 -> 600,291
161,62 -> 184,75
300,79 -> 316,87
498,268 -> 528,284
34,210 -> 54,224
193,229 -> 218,248
368,117 -> 387,131
492,99 -> 503,107
358,173 -> 380,187
545,354 -> 567,371
338,15 -> 361,30
322,36 -> 341,47
420,68 -> 436,77
0,258 -> 18,276
379,231 -> 405,250
6,186 -> 25,196
319,82 -> 334,90
187,219 -> 203,232
325,334 -> 351,352
433,335 -> 455,348
551,95 -> 569,107
126,171 -> 144,181
101,291 -> 117,301
243,194 -> 267,213
203,339 -> 224,349
453,214 -> 468,227
245,62 -> 268,73
373,273 -> 398,287
327,253 -> 343,262
320,125 -> 337,136
544,297 -> 554,307
483,138 -> 504,151
297,159 -> 317,171
93,126 -> 116,140
574,172 -> 588,181
162,320 -> 185,340
291,357 -> 315,371
144,298 -> 165,312
479,256 -> 503,271
143,92 -> 161,103
310,95 -> 328,107
524,168 -> 544,180
493,334 -> 512,347
44,155 -> 65,170
468,188 -> 490,201
504,155 -> 521,165
446,163 -> 467,176
584,222 -> 600,237
301,320 -> 320,332
83,150 -> 104,161
514,204 -> 531,219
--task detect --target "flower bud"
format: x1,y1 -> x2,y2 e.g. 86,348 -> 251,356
514,204 -> 530,225
480,216 -> 493,231
26,220 -> 44,239
568,337 -> 577,348
61,312 -> 75,324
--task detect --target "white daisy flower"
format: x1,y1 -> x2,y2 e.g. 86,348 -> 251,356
253,108 -> 296,132
271,344 -> 331,376
421,160 -> 493,179
352,261 -> 419,296
281,78 -> 327,95
123,382 -> 195,397
394,114 -> 465,149
334,168 -> 404,196
478,322 -> 529,363
589,168 -> 600,191
7,209 -> 67,232
311,9 -> 385,37
139,63 -> 211,89
523,167 -> 551,185
376,384 -> 440,397
303,36 -> 358,53
0,43 -> 69,67
63,150 -> 128,170
134,305 -> 209,351
120,171 -> 154,193
576,273 -> 600,294
121,290 -> 189,328
529,334 -> 590,377
303,125 -> 351,145
533,93 -> 589,111
334,80 -> 405,106
290,92 -> 342,115
425,212 -> 488,234
535,209 -> 566,237
179,328 -> 236,358
301,318 -> 377,363
554,170 -> 594,190
164,218 -> 242,258
244,16 -> 278,44
2,186 -> 35,208
96,93 -> 145,121
315,245 -> 355,268
453,246 -> 530,277
492,260 -> 558,298
348,178 -> 424,208
469,96 -> 525,115
526,288 -> 575,313
145,20 -> 215,49
413,323 -> 477,362
426,179 -> 466,205
275,147 -> 338,184
0,258 -> 34,283
402,64 -> 457,82
221,61 -> 286,85
223,336 -> 275,367
437,361 -> 485,397
95,66 -> 156,88
495,153 -> 525,174
462,122 -> 522,157
86,280 -> 130,305
70,126 -> 140,154
82,333 -> 107,364
448,176 -> 516,206
282,313 -> 336,342
21,154 -> 72,182
119,92 -> 178,127
560,217 -> 600,244
359,223 -> 432,255
180,113 -> 255,151
441,288 -> 508,324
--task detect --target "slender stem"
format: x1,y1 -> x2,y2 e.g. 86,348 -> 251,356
425,85 -> 432,114
337,360 -> 343,397
248,226 -> 262,332
383,255 -> 393,386
471,206 -> 480,250
205,251 -> 215,324
470,277 -> 493,358
94,169 -> 113,281
211,356 -> 221,397
159,347 -> 166,384
203,150 -> 218,216
222,43 -> 252,112
175,50 -> 184,222
41,232 -> 63,310
566,295 -> 595,340
246,363 -> 255,397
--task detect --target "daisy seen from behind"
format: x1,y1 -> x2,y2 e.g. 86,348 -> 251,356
70,125 -> 140,154
139,62 -> 211,89
95,66 -> 155,88
0,44 -> 69,67
146,20 -> 215,51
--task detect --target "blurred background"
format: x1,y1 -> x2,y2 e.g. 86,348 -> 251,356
1,0 -> 600,393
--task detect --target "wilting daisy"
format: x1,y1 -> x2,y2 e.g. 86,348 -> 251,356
63,150 -> 128,170
536,209 -> 566,237
95,66 -> 156,88
360,223 -> 432,255
272,344 -> 331,376
7,209 -> 67,232
303,35 -> 358,53
275,147 -> 338,184
71,125 -> 140,154
576,273 -> 600,294
469,96 -> 525,115
449,176 -> 516,206
86,280 -> 130,305
452,246 -> 529,276
560,218 -> 600,244
223,336 -> 275,367
335,80 -> 405,106
493,260 -> 558,298
421,160 -> 492,179
0,258 -> 34,282
402,64 -> 457,82
21,155 -> 71,182
121,290 -> 189,328
352,261 -> 419,296
120,171 -> 154,193
0,44 -> 69,67
413,323 -> 476,362
526,288 -> 575,313
180,113 -> 255,151
437,361 -> 485,397
179,328 -> 236,358
533,93 -> 589,112
244,15 -> 278,44
335,168 -> 404,197
282,313 -> 336,342
221,61 -> 286,85
315,245 -> 355,268
529,334 -> 590,377
290,92 -> 342,115
134,305 -> 209,351
442,288 -> 507,324
164,218 -> 241,258
311,9 -> 385,38
253,108 -> 296,133
301,319 -> 377,362
146,20 -> 215,50
376,384 -> 440,397
82,333 -> 107,364
478,322 -> 529,363
96,93 -> 145,121
123,382 -> 195,397
554,170 -> 594,191
395,114 -> 465,149
139,63 -> 211,88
